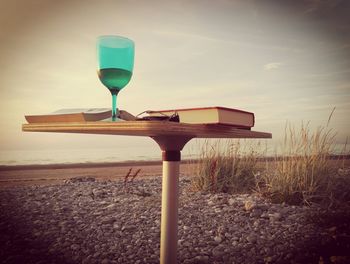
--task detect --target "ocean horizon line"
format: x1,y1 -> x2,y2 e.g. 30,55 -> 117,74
1,154 -> 349,172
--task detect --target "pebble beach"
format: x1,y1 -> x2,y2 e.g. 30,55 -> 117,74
1,175 -> 349,264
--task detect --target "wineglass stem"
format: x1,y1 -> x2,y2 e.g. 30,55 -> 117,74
111,90 -> 119,121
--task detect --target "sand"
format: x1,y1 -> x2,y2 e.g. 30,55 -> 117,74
0,161 -> 195,188
1,156 -> 348,189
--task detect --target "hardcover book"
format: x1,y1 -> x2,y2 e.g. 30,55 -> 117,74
147,106 -> 255,128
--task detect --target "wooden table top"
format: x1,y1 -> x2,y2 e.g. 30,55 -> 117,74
22,121 -> 272,139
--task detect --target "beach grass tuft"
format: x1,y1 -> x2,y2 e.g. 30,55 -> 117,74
262,122 -> 339,205
191,120 -> 350,208
190,139 -> 264,194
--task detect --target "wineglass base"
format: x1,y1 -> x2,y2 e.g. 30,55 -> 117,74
101,117 -> 124,122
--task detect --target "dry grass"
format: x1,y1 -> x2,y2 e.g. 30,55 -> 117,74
190,139 -> 265,194
262,122 -> 341,205
191,121 -> 350,208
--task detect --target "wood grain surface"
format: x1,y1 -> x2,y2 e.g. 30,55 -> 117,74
22,121 -> 272,139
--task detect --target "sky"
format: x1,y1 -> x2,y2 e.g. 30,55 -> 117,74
0,0 -> 349,160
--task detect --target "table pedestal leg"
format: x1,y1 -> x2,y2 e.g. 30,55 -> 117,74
160,156 -> 180,264
151,136 -> 193,264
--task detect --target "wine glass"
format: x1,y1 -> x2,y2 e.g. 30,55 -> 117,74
97,35 -> 134,121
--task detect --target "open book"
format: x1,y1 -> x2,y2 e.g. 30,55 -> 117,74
25,108 -> 138,123
25,108 -> 115,123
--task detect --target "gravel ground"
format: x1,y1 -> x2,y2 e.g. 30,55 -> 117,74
0,177 -> 349,264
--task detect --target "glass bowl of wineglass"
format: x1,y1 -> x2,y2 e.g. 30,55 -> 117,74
97,35 -> 134,121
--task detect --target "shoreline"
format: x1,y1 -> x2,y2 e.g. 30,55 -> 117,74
1,155 -> 349,189
0,160 -> 164,171
0,160 -> 195,189
1,154 -> 349,171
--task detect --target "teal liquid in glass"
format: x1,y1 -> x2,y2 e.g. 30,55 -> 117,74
98,68 -> 132,91
98,67 -> 132,120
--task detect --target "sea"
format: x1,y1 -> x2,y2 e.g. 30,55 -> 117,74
0,146 -> 196,166
0,141 -> 347,166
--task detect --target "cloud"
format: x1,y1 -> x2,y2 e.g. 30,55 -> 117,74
263,62 -> 283,71
153,30 -> 303,54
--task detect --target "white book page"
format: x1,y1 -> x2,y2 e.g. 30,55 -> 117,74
51,108 -> 111,115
